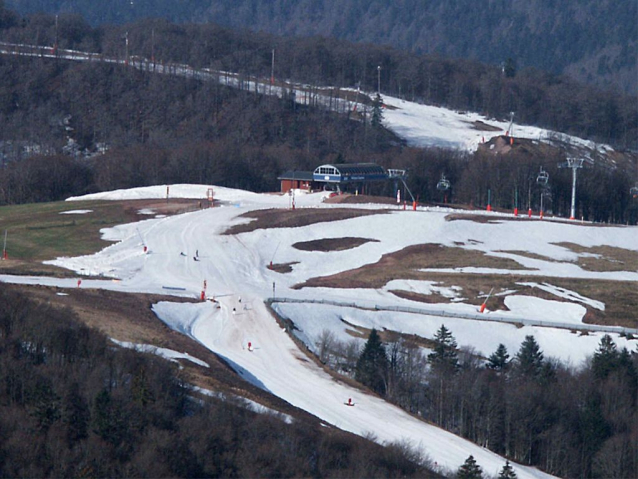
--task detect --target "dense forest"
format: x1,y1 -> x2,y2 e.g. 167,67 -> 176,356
321,326 -> 638,478
6,0 -> 637,96
0,286 -> 439,478
0,5 -> 637,224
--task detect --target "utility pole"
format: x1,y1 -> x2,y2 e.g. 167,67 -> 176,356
559,158 -> 584,220
271,49 -> 275,86
54,14 -> 58,55
507,111 -> 515,137
124,31 -> 129,66
2,230 -> 7,260
151,28 -> 155,64
377,65 -> 381,94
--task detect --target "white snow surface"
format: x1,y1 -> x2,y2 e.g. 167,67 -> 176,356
274,303 -> 634,367
380,95 -> 609,152
4,183 -> 638,477
518,282 -> 605,311
501,296 -> 587,326
59,209 -> 93,214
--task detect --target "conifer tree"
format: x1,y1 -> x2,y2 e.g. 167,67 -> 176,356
457,455 -> 483,479
498,460 -> 517,479
428,324 -> 459,371
515,335 -> 544,378
592,334 -> 618,379
355,328 -> 388,395
487,343 -> 510,371
371,93 -> 384,128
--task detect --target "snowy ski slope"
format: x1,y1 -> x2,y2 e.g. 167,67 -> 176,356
2,185 -> 637,477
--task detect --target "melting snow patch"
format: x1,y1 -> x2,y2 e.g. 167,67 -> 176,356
519,282 -> 605,311
137,208 -> 155,215
192,386 -> 294,424
60,209 -> 92,214
385,279 -> 462,299
502,295 -> 586,325
111,339 -> 210,368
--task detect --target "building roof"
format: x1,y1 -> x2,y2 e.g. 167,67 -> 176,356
277,170 -> 315,181
318,163 -> 386,176
313,163 -> 387,182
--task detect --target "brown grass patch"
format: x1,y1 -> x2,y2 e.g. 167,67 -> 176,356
0,198 -> 202,276
497,250 -> 553,262
324,194 -> 398,206
446,213 -> 535,224
471,120 -> 502,132
390,289 -> 468,306
293,237 -> 378,252
267,262 -> 298,273
554,243 -> 638,272
295,243 -> 530,290
223,208 -> 388,235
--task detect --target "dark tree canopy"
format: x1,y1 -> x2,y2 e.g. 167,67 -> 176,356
487,343 -> 510,372
498,460 -> 517,479
457,455 -> 483,479
514,335 -> 544,378
428,324 -> 459,372
355,328 -> 389,395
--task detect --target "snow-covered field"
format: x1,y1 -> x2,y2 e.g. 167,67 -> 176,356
2,184 -> 637,478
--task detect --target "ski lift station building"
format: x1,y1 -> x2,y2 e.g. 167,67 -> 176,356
278,163 -> 397,193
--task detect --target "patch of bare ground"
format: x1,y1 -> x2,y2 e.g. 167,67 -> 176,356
294,239 -> 637,328
392,273 -> 638,330
323,194 -> 398,206
532,277 -> 638,330
295,243 -> 529,290
223,208 -> 388,235
496,250 -> 553,261
293,237 -> 379,252
445,213 -> 624,226
446,213 -> 542,224
390,289 -> 469,307
470,120 -> 502,132
11,284 -> 311,419
267,261 -> 298,273
553,243 -> 638,272
0,259 -> 83,277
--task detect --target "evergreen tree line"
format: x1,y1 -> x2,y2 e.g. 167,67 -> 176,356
1,4 -> 637,150
0,286 -> 439,478
320,327 -> 638,478
1,55 -> 637,223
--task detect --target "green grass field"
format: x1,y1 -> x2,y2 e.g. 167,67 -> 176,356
0,199 -> 199,274
0,200 -> 134,261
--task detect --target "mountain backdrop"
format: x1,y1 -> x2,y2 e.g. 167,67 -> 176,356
6,0 -> 637,96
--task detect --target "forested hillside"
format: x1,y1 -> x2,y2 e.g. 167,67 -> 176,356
6,0 -> 637,95
0,5 -> 637,223
0,286 -> 435,478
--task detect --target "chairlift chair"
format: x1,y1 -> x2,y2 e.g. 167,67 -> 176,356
436,174 -> 451,191
536,168 -> 549,186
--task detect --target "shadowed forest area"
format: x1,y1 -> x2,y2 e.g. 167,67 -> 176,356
0,286 -> 440,478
